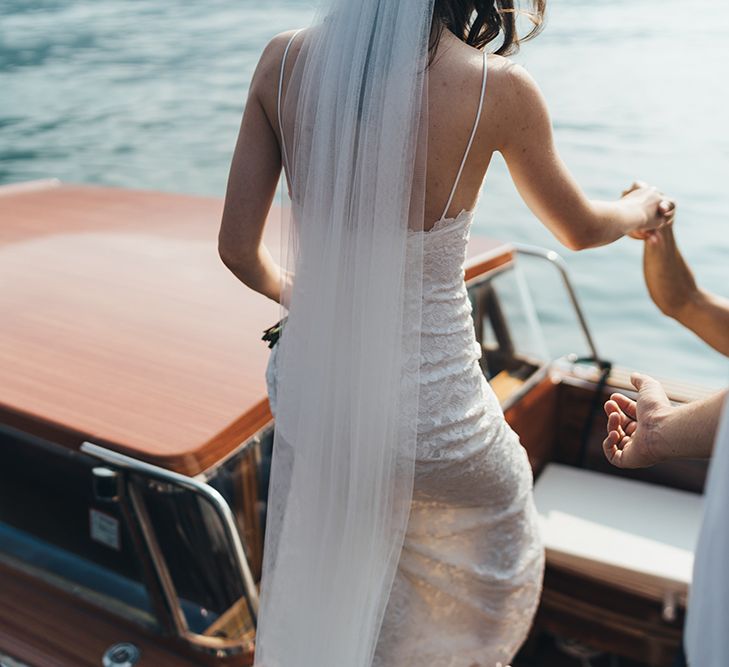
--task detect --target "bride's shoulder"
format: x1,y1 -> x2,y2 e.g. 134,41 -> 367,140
483,55 -> 547,117
486,55 -> 538,92
482,56 -> 552,152
250,30 -> 304,95
261,29 -> 304,61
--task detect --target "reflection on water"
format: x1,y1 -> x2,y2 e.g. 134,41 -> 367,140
2,0 -> 728,386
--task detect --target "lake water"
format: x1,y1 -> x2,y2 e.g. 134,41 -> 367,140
2,0 -> 728,387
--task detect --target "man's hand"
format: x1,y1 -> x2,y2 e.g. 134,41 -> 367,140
604,375 -> 726,468
603,373 -> 672,469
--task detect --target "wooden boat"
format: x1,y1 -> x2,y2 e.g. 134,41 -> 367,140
0,180 -> 713,667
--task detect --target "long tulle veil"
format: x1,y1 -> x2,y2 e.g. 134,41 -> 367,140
254,1 -> 434,665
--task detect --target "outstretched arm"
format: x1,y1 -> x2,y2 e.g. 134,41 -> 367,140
602,373 -> 727,469
643,225 -> 729,356
496,63 -> 675,250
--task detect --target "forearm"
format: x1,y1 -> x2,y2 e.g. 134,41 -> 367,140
653,389 -> 728,461
508,171 -> 637,250
675,289 -> 729,357
505,150 -> 651,251
220,243 -> 287,305
574,199 -> 640,249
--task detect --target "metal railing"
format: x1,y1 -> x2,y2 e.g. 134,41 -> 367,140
513,243 -> 600,363
80,441 -> 259,650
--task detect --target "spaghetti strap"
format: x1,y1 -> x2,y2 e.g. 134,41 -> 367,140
439,50 -> 488,221
277,29 -> 302,189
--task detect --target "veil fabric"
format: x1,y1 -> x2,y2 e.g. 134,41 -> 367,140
254,1 -> 435,666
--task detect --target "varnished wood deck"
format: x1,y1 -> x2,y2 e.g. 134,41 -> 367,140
0,181 -> 512,475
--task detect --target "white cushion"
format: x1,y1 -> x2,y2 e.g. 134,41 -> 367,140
534,463 -> 704,602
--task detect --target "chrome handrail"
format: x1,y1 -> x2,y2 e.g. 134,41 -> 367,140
80,441 -> 259,631
513,243 -> 600,363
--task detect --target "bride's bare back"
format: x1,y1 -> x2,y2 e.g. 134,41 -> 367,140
253,28 -> 511,230
219,27 -> 673,302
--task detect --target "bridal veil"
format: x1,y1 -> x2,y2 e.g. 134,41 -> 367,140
253,1 -> 434,665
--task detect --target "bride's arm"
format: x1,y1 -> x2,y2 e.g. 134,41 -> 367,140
218,33 -> 293,305
495,61 -> 674,250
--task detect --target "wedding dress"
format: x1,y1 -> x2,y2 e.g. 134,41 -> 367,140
265,35 -> 545,667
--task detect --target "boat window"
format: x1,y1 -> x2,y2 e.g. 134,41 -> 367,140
511,252 -> 596,363
208,427 -> 272,585
194,426 -> 273,639
89,425 -> 273,651
467,249 -> 600,407
133,476 -> 255,641
0,426 -> 158,629
469,263 -> 550,399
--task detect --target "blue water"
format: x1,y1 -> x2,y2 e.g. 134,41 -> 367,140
2,0 -> 728,387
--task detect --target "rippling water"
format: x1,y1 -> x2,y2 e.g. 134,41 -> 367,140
2,0 -> 728,387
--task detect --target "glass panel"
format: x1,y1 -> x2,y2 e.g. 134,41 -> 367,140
0,426 -> 156,627
513,252 -> 596,362
137,476 -> 254,642
208,427 -> 272,584
195,428 -> 272,641
469,266 -> 550,379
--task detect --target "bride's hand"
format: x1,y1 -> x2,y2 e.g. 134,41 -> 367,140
619,181 -> 676,240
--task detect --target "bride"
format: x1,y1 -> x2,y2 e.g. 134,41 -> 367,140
218,1 -> 675,665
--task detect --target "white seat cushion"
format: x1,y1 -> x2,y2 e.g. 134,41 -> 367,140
534,463 -> 704,602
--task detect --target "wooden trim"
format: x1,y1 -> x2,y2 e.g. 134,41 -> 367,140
0,559 -> 252,667
195,400 -> 273,476
504,373 -> 559,477
535,565 -> 683,666
464,244 -> 514,283
0,399 -> 273,478
562,363 -> 718,404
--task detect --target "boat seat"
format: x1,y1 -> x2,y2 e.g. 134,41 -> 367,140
533,463 -> 704,610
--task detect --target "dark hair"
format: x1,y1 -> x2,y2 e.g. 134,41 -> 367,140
429,0 -> 546,60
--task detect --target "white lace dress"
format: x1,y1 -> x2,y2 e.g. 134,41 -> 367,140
265,208 -> 544,667
266,36 -> 544,667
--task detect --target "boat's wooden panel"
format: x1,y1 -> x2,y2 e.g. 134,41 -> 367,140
464,241 -> 513,282
535,566 -> 683,667
0,560 -> 250,667
606,365 -> 718,405
490,371 -> 526,404
504,374 -> 559,476
0,183 -> 512,476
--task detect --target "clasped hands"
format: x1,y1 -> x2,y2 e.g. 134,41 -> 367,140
620,180 -> 676,242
